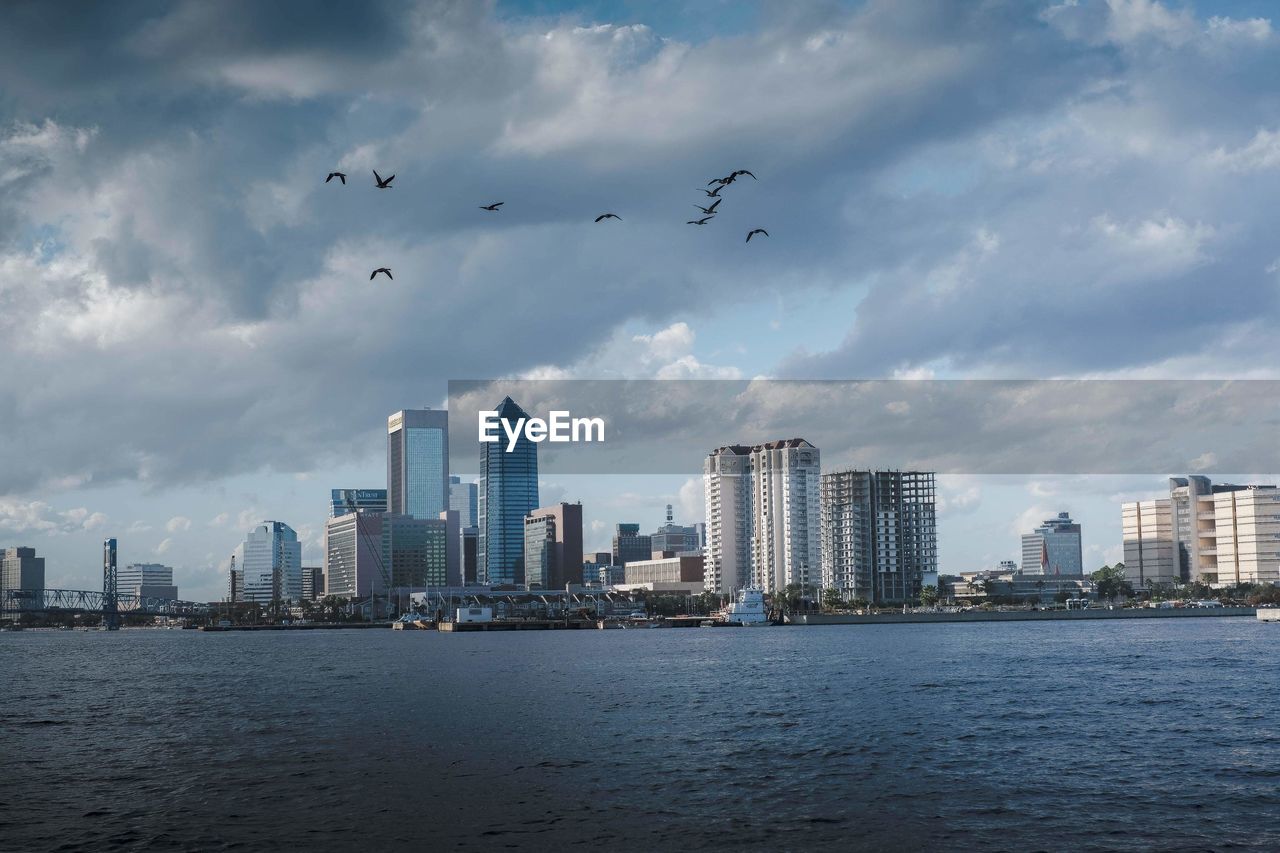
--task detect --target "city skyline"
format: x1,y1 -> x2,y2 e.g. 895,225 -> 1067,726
5,0 -> 1280,600
8,423 -> 1280,601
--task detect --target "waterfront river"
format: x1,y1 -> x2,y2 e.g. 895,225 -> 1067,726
3,619 -> 1280,851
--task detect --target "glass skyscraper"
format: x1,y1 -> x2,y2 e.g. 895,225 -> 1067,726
388,410 -> 449,519
449,476 -> 478,527
232,521 -> 303,604
478,397 -> 539,586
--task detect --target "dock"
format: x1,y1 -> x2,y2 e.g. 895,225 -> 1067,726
439,619 -> 596,632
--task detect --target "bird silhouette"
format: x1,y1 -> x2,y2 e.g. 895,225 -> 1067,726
479,202 -> 504,211
745,229 -> 769,243
373,169 -> 395,189
370,267 -> 393,280
325,172 -> 347,184
694,198 -> 722,215
730,170 -> 757,181
697,187 -> 723,198
594,213 -> 621,222
687,216 -> 714,225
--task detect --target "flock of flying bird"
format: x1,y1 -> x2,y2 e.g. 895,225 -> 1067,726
323,166 -> 769,281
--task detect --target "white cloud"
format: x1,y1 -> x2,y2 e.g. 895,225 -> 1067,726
677,477 -> 704,524
155,537 -> 173,555
0,500 -> 109,536
1209,128 -> 1280,173
166,515 -> 192,532
1189,451 -> 1217,472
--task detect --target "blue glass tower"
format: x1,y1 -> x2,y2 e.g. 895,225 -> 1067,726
388,410 -> 449,519
478,397 -> 539,585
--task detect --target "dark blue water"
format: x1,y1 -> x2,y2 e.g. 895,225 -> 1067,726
3,619 -> 1279,851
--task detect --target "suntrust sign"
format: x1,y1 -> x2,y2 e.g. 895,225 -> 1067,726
479,410 -> 605,452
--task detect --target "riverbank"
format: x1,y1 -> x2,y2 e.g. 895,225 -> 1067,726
199,622 -> 391,632
790,606 -> 1257,626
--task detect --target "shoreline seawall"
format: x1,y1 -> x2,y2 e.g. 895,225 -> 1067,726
790,607 -> 1257,626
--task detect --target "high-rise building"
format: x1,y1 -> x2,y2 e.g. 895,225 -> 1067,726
704,439 -> 821,595
382,514 -> 450,590
323,512 -> 385,599
1,548 -> 45,602
650,505 -> 703,555
1020,512 -> 1083,576
1124,477 -> 1280,588
387,409 -> 450,519
611,523 -> 652,568
478,397 -> 539,585
1121,499 -> 1176,588
821,470 -> 937,604
119,563 -> 178,599
232,521 -> 303,604
439,510 -> 461,587
323,511 -> 450,598
449,476 -> 478,528
461,526 -> 479,584
1212,487 -> 1280,586
301,566 -> 324,600
330,489 -> 388,518
448,477 -> 477,583
523,503 -> 584,590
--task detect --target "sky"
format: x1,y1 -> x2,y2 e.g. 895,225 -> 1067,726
2,0 -> 1279,599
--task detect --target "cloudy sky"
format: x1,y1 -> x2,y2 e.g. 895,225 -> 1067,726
2,0 -> 1279,599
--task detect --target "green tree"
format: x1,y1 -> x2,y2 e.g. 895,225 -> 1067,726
821,588 -> 845,611
1091,564 -> 1134,602
919,585 -> 940,607
1248,585 -> 1280,606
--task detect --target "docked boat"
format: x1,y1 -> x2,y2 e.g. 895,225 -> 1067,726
720,587 -> 771,627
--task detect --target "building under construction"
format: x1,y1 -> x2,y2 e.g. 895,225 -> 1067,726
820,470 -> 937,604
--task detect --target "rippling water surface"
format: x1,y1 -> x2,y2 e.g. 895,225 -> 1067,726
3,619 -> 1280,851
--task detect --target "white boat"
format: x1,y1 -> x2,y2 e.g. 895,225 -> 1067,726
1258,608 -> 1280,622
720,587 -> 772,626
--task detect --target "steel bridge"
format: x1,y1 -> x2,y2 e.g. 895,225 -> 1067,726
1,588 -> 211,619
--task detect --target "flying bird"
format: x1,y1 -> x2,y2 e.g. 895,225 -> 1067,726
325,172 -> 347,184
697,187 -> 723,198
594,213 -> 621,222
479,202 -> 504,211
373,169 -> 395,189
745,229 -> 769,243
370,267 -> 393,280
730,170 -> 757,181
694,198 -> 722,215
687,216 -> 714,225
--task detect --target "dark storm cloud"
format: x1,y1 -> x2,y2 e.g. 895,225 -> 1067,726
0,0 -> 1275,497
